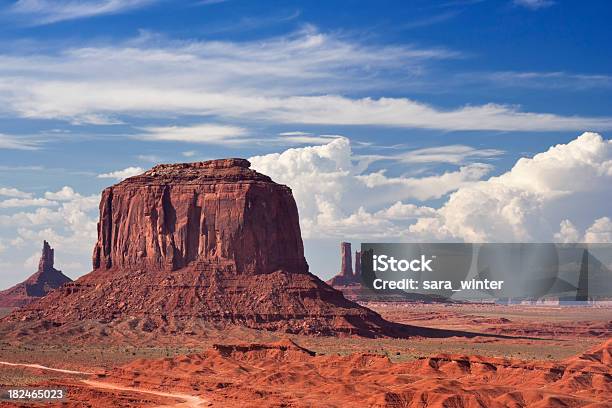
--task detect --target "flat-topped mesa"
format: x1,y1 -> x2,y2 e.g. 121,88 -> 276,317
92,159 -> 308,275
4,159 -> 402,337
121,159 -> 272,186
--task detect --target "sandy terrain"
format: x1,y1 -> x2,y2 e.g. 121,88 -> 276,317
0,303 -> 609,407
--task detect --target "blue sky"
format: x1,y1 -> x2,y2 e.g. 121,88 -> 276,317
0,0 -> 611,286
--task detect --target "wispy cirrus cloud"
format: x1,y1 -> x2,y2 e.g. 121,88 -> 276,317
195,0 -> 230,5
137,124 -> 343,147
459,71 -> 612,90
513,0 -> 555,10
377,145 -> 505,165
136,124 -> 248,144
0,27 -> 610,132
6,0 -> 159,25
399,11 -> 458,30
0,133 -> 40,150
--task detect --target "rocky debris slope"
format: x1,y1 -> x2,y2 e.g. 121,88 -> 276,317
0,241 -> 71,307
4,159 -> 397,337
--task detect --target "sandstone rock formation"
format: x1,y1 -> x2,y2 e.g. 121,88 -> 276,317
5,159 -> 396,337
354,250 -> 362,280
327,243 -> 362,286
340,242 -> 352,278
0,241 -> 72,307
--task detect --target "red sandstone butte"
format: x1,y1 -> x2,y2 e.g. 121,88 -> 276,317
0,241 -> 72,308
5,159 -> 394,336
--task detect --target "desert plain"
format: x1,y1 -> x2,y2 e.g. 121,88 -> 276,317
0,303 -> 610,407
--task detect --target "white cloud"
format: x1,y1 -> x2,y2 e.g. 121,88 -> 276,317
137,124 -> 248,144
44,186 -> 80,201
553,217 -> 612,244
584,217 -> 612,243
23,251 -> 39,269
249,137 -> 486,238
263,97 -> 612,131
0,29 -> 610,131
278,133 -> 345,145
250,132 -> 611,242
98,166 -> 144,180
409,132 -> 612,242
0,207 -> 63,227
0,187 -> 32,198
8,0 -> 158,25
137,124 -> 347,147
0,186 -> 99,286
356,164 -> 491,201
0,197 -> 57,208
182,151 -> 197,158
514,0 -> 555,10
554,219 -> 581,243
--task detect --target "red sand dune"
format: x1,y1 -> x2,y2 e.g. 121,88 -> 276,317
100,338 -> 612,407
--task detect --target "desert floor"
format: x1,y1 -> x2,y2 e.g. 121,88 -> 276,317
0,303 -> 610,407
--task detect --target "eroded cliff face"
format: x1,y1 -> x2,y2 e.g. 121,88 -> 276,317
92,159 -> 308,275
4,159 -> 397,337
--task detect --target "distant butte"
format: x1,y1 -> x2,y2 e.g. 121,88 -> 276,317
327,242 -> 362,287
0,241 -> 72,308
4,159 -> 402,337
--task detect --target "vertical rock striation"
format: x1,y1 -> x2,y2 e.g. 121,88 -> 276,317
92,159 -> 307,276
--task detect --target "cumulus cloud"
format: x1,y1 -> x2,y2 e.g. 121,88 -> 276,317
584,217 -> 612,243
44,186 -> 80,201
0,186 -> 99,285
554,219 -> 581,243
356,164 -> 491,201
0,28 -> 610,131
7,0 -> 158,25
250,132 -> 611,243
249,137 -> 485,238
409,132 -> 612,242
98,166 -> 144,180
